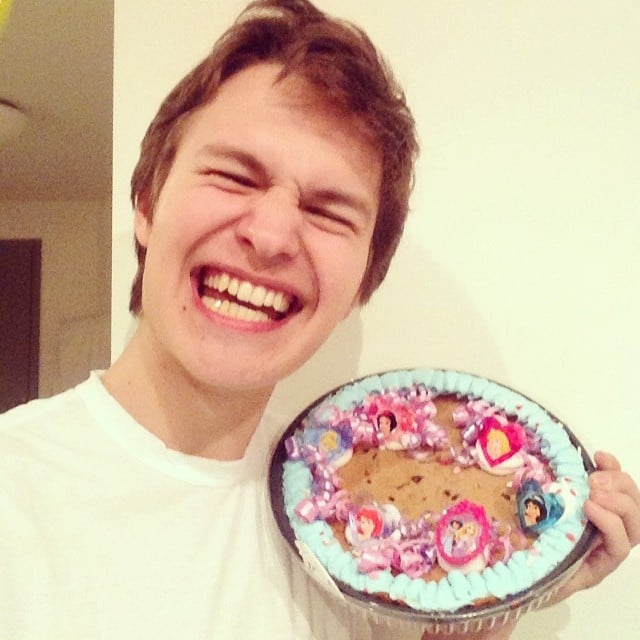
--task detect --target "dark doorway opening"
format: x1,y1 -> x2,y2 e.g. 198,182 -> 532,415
0,239 -> 41,413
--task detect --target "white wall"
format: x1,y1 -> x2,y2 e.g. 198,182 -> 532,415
112,2 -> 640,638
1,199 -> 111,397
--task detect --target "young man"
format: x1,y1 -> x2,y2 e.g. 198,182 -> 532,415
1,1 -> 638,638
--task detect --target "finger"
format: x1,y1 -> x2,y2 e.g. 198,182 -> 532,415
582,499 -> 631,574
593,451 -> 622,472
540,516 -> 625,604
589,486 -> 640,546
590,469 -> 640,506
589,462 -> 640,548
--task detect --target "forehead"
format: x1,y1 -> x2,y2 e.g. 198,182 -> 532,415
171,63 -> 382,215
183,63 -> 379,160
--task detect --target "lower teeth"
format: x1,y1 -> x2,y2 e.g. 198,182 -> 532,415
202,296 -> 269,322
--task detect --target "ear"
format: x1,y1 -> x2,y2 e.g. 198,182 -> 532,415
134,196 -> 153,248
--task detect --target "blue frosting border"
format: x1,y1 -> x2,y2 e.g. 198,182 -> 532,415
281,368 -> 591,613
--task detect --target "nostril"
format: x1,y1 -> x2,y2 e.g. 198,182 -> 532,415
235,205 -> 302,262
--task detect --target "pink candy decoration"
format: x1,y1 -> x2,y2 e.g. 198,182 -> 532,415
511,453 -> 554,491
354,536 -> 436,578
358,547 -> 392,574
484,534 -> 514,566
295,499 -> 319,523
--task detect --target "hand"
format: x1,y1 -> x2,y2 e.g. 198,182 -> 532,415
551,450 -> 640,602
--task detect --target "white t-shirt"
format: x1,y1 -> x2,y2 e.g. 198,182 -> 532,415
1,373 -> 415,639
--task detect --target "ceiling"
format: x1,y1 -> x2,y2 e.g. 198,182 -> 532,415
0,1 -> 113,200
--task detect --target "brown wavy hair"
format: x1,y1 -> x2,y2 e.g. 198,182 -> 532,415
129,0 -> 418,314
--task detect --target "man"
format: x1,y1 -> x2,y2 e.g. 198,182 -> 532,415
1,1 -> 637,638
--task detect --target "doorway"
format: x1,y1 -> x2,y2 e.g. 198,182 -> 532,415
0,239 -> 41,413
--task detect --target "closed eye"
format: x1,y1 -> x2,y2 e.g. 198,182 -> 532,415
201,169 -> 257,192
301,187 -> 373,236
304,205 -> 358,234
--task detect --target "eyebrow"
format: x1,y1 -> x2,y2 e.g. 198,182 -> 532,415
195,142 -> 376,220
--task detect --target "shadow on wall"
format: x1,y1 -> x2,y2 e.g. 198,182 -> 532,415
357,236 -> 510,383
268,235 -> 512,423
268,309 -> 363,422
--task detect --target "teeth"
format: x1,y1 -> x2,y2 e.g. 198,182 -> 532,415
237,281 -> 253,303
202,297 -> 217,312
202,296 -> 269,322
249,285 -> 267,307
201,270 -> 293,316
273,291 -> 286,313
251,309 -> 269,322
204,274 -> 216,289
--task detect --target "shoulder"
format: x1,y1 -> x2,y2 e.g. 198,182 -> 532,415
0,373 -> 100,443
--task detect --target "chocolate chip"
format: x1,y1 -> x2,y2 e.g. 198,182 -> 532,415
411,475 -> 423,484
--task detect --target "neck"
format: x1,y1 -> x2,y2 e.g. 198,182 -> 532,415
102,328 -> 273,461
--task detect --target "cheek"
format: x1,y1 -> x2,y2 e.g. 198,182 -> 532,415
154,186 -> 238,241
312,235 -> 371,304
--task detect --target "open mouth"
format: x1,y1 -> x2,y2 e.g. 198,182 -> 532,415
197,269 -> 298,323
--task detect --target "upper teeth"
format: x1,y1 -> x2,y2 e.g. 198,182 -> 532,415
204,273 -> 292,314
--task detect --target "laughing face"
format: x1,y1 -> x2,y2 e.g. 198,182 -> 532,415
134,63 -> 382,393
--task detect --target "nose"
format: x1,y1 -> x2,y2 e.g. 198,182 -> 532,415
235,186 -> 302,264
